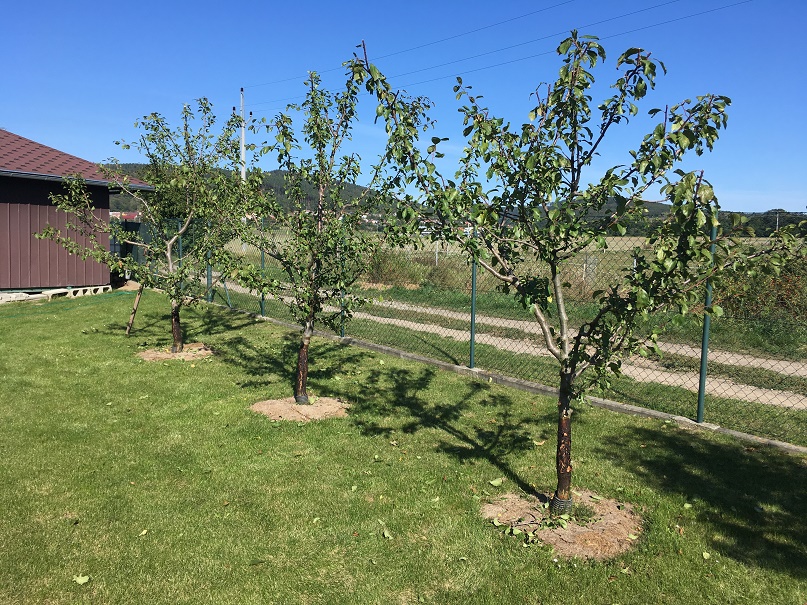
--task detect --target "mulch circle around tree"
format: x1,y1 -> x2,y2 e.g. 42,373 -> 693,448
481,489 -> 643,560
250,397 -> 349,421
137,343 -> 214,362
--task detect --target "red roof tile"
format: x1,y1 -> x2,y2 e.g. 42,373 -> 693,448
0,129 -> 150,188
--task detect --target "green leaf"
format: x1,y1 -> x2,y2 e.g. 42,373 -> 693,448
73,575 -> 90,585
382,528 -> 393,540
488,477 -> 505,487
558,39 -> 573,55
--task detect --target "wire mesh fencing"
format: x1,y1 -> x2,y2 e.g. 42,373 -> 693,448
206,226 -> 806,447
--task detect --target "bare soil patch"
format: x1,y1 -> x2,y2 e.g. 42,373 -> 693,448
137,342 -> 214,362
250,397 -> 349,421
116,280 -> 142,292
481,489 -> 642,560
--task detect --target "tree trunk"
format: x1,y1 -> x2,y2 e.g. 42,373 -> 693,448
550,375 -> 574,515
294,319 -> 314,403
125,284 -> 144,337
170,300 -> 183,353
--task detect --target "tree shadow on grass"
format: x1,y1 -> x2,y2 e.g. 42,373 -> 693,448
189,305 -> 258,338
350,364 -> 548,497
217,331 -> 372,395
104,299 -> 256,347
596,425 -> 807,579
406,333 -> 464,366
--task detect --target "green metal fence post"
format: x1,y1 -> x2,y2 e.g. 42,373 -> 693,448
697,208 -> 718,423
470,226 -> 478,369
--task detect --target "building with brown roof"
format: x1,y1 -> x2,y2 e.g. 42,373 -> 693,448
0,129 -> 148,291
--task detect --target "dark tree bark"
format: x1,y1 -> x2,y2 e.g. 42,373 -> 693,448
550,374 -> 574,515
294,318 -> 314,403
170,300 -> 183,353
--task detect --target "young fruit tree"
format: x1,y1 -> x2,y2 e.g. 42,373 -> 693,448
371,32 -> 804,513
42,99 -> 259,352
235,58 -> 435,403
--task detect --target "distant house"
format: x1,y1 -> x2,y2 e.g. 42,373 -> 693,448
0,130 -> 148,291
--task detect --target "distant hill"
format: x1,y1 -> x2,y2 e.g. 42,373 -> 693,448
720,209 -> 806,237
107,164 -> 373,213
107,165 -> 804,236
572,198 -> 672,236
261,170 -> 371,212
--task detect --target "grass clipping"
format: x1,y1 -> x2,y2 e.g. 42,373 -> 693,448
481,489 -> 642,560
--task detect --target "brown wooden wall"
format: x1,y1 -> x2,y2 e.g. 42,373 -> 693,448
0,176 -> 110,290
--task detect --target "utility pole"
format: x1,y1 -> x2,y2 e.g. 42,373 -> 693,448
240,87 -> 246,180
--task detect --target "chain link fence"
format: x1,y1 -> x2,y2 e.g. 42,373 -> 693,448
123,213 -> 806,447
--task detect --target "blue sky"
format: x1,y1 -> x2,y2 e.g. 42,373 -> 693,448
2,0 -> 804,212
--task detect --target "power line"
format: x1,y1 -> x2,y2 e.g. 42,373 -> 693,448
246,1 -> 751,115
245,1 -> 577,89
381,0 -> 685,82
370,0 -> 577,61
245,0 -> 687,109
394,0 -> 752,92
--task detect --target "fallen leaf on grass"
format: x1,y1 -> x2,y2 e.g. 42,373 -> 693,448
73,575 -> 90,585
702,552 -> 711,560
488,477 -> 505,487
138,529 -> 148,537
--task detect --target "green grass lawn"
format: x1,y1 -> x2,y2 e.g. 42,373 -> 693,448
0,291 -> 805,604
